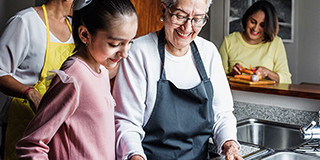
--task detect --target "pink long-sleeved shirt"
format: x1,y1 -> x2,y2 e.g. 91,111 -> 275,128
16,57 -> 115,160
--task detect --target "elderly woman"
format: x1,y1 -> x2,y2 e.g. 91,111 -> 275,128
0,0 -> 75,159
113,0 -> 243,159
219,0 -> 291,83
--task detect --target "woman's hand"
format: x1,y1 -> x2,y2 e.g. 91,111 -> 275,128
130,155 -> 144,160
227,63 -> 243,76
253,66 -> 279,83
25,88 -> 42,112
0,75 -> 42,112
222,140 -> 243,160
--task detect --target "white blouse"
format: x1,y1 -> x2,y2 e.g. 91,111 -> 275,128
0,7 -> 73,86
0,7 -> 73,122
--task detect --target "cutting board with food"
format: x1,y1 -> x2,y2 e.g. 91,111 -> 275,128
227,67 -> 275,85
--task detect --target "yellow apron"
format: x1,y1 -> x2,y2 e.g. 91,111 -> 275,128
4,4 -> 75,160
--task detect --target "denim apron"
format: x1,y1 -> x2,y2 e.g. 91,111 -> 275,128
4,4 -> 74,160
142,28 -> 214,160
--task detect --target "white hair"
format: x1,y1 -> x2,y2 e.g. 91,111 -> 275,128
161,0 -> 213,13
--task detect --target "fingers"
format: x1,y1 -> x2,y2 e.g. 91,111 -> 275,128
233,66 -> 241,75
233,63 -> 242,75
225,152 -> 243,160
255,67 -> 268,78
222,140 -> 243,160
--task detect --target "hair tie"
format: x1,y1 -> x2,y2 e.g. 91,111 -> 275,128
73,0 -> 93,11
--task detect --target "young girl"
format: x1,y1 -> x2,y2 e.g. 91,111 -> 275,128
15,0 -> 137,159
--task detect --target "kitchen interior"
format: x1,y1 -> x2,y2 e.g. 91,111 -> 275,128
0,0 -> 320,159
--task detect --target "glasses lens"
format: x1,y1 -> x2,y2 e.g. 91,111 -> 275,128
169,9 -> 208,28
192,18 -> 207,28
172,15 -> 186,25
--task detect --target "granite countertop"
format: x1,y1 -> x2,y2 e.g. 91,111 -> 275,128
233,101 -> 318,126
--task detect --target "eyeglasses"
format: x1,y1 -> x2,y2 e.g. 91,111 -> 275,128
167,8 -> 208,28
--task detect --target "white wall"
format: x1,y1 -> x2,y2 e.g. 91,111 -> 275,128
207,0 -> 320,84
297,0 -> 320,84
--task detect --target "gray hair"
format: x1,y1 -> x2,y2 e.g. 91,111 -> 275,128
161,0 -> 212,13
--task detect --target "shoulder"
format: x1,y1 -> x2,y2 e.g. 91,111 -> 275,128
272,36 -> 284,44
194,36 -> 216,49
5,7 -> 42,31
131,32 -> 157,49
128,32 -> 159,60
220,32 -> 242,48
9,7 -> 38,22
194,36 -> 220,61
224,32 -> 241,41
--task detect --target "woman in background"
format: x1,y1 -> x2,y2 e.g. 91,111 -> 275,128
0,0 -> 75,159
219,0 -> 291,83
16,0 -> 137,159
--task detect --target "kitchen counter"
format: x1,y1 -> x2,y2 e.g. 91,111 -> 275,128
229,81 -> 320,99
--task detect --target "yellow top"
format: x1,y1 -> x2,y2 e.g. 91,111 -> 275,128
219,32 -> 292,84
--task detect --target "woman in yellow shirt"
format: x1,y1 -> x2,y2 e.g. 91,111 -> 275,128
219,0 -> 291,84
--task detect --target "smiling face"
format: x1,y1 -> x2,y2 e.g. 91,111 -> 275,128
243,10 -> 266,44
162,0 -> 207,56
87,14 -> 138,69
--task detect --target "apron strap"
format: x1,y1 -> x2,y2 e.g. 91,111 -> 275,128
190,41 -> 209,80
157,27 -> 209,81
42,4 -> 50,50
158,28 -> 167,80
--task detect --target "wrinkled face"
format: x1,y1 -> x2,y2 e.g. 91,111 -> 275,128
162,0 -> 207,52
87,14 -> 138,68
245,10 -> 265,44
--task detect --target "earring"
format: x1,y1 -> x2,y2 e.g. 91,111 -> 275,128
160,16 -> 164,22
85,42 -> 88,47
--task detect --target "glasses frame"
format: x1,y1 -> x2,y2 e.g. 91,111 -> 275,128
166,7 -> 209,28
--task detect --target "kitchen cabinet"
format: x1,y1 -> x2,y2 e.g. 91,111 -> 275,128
131,0 -> 163,37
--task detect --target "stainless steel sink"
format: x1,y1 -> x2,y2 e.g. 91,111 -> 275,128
237,119 -> 307,151
261,151 -> 320,160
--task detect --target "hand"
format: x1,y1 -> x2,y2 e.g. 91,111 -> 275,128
227,63 -> 243,76
222,140 -> 243,160
130,155 -> 144,160
253,66 -> 270,79
25,88 -> 42,112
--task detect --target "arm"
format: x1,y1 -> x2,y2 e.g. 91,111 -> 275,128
0,14 -> 42,110
0,75 -> 42,111
16,76 -> 79,159
210,46 -> 241,157
113,54 -> 148,160
218,37 -> 230,74
253,38 -> 291,83
272,38 -> 292,83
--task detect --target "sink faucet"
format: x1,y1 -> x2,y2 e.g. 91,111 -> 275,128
301,111 -> 320,140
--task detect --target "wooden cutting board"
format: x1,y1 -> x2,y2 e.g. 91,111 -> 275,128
228,77 -> 275,85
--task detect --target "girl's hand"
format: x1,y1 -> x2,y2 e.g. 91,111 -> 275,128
222,140 -> 244,160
